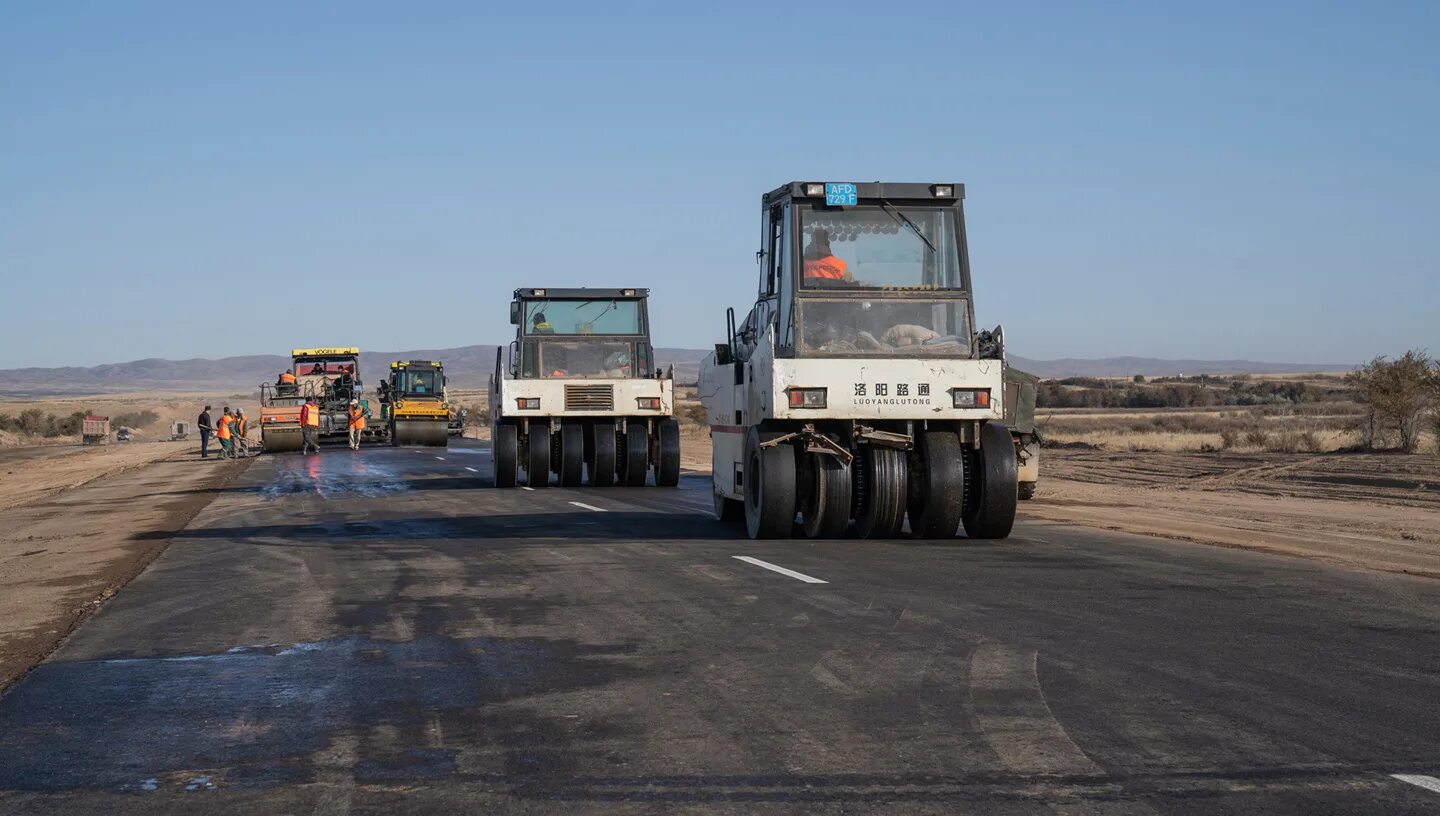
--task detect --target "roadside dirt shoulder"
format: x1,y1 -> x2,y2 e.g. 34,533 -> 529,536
0,455 -> 250,693
1024,448 -> 1440,577
0,441 -> 195,513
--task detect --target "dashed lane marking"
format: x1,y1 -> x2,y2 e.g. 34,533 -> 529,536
732,556 -> 828,584
464,467 -> 478,473
435,456 -> 446,461
1393,775 -> 1440,795
520,486 -> 535,491
569,501 -> 608,512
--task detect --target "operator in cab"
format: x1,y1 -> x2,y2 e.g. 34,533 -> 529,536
802,229 -> 851,284
531,312 -> 556,334
276,368 -> 298,397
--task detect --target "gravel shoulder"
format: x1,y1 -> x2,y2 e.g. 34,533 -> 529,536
1025,448 -> 1440,578
0,452 -> 250,692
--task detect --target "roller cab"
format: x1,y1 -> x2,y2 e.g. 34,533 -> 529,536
489,287 -> 681,488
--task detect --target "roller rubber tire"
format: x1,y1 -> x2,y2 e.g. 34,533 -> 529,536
855,446 -> 907,539
799,450 -> 851,539
962,422 -> 1019,539
589,422 -> 617,487
714,490 -> 744,523
525,428 -> 551,488
389,421 -> 399,447
621,421 -> 649,486
493,423 -> 518,488
907,430 -> 965,539
654,419 -> 681,487
558,423 -> 584,487
744,427 -> 796,539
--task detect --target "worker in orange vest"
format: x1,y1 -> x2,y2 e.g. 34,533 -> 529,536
347,399 -> 365,450
216,407 -> 234,459
233,408 -> 249,457
300,397 -> 321,454
277,369 -> 298,397
802,229 -> 850,284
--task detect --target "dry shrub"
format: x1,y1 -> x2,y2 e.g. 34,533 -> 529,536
1266,431 -> 1302,453
1243,428 -> 1269,447
1219,428 -> 1239,449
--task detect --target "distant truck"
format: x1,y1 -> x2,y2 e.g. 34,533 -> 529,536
82,416 -> 110,445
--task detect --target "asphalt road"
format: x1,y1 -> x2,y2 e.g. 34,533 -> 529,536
1,438 -> 1438,814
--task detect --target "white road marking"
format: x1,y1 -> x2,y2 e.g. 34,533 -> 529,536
732,556 -> 828,584
520,486 -> 535,491
1393,774 -> 1440,795
464,467 -> 478,473
569,501 -> 608,512
435,456 -> 446,461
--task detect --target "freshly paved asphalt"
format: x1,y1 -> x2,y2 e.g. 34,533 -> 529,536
0,439 -> 1437,814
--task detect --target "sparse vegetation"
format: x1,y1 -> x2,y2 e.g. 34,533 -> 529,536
1347,350 -> 1436,452
0,408 -> 94,438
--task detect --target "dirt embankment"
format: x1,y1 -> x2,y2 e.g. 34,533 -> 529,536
1026,448 -> 1440,578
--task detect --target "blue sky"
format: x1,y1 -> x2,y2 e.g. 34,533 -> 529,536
1,1 -> 1436,368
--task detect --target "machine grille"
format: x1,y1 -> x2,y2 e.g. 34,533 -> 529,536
564,384 -> 614,411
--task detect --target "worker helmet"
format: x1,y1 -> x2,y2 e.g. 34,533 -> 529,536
350,399 -> 358,405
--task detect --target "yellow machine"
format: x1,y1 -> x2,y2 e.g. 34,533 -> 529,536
378,360 -> 450,447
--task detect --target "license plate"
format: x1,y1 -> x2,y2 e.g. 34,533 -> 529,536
825,183 -> 858,206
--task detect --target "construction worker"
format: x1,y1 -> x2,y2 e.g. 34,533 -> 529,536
197,405 -> 213,458
300,396 -> 321,454
216,407 -> 234,459
277,369 -> 298,397
802,230 -> 850,283
531,312 -> 555,334
233,408 -> 249,457
347,399 -> 365,450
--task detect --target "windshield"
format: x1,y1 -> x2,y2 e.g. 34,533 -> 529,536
295,360 -> 357,376
523,299 -> 643,336
394,369 -> 442,395
799,206 -> 962,290
521,341 -> 651,379
797,298 -> 971,356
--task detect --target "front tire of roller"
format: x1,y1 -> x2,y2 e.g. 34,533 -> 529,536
855,446 -> 907,539
744,428 -> 796,539
589,422 -> 616,487
621,421 -> 648,486
962,422 -> 1018,539
799,450 -> 851,539
525,428 -> 551,488
558,423 -> 584,487
908,430 -> 964,539
389,421 -> 399,447
654,419 -> 681,487
493,423 -> 518,488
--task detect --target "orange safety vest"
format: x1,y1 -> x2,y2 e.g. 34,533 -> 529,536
804,256 -> 848,280
348,407 -> 365,430
301,404 -> 320,427
216,415 -> 232,440
279,372 -> 296,384
233,416 -> 247,437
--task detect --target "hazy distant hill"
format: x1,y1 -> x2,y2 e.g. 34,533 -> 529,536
0,347 -> 1349,396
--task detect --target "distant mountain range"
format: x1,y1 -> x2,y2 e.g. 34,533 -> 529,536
0,347 -> 1350,396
